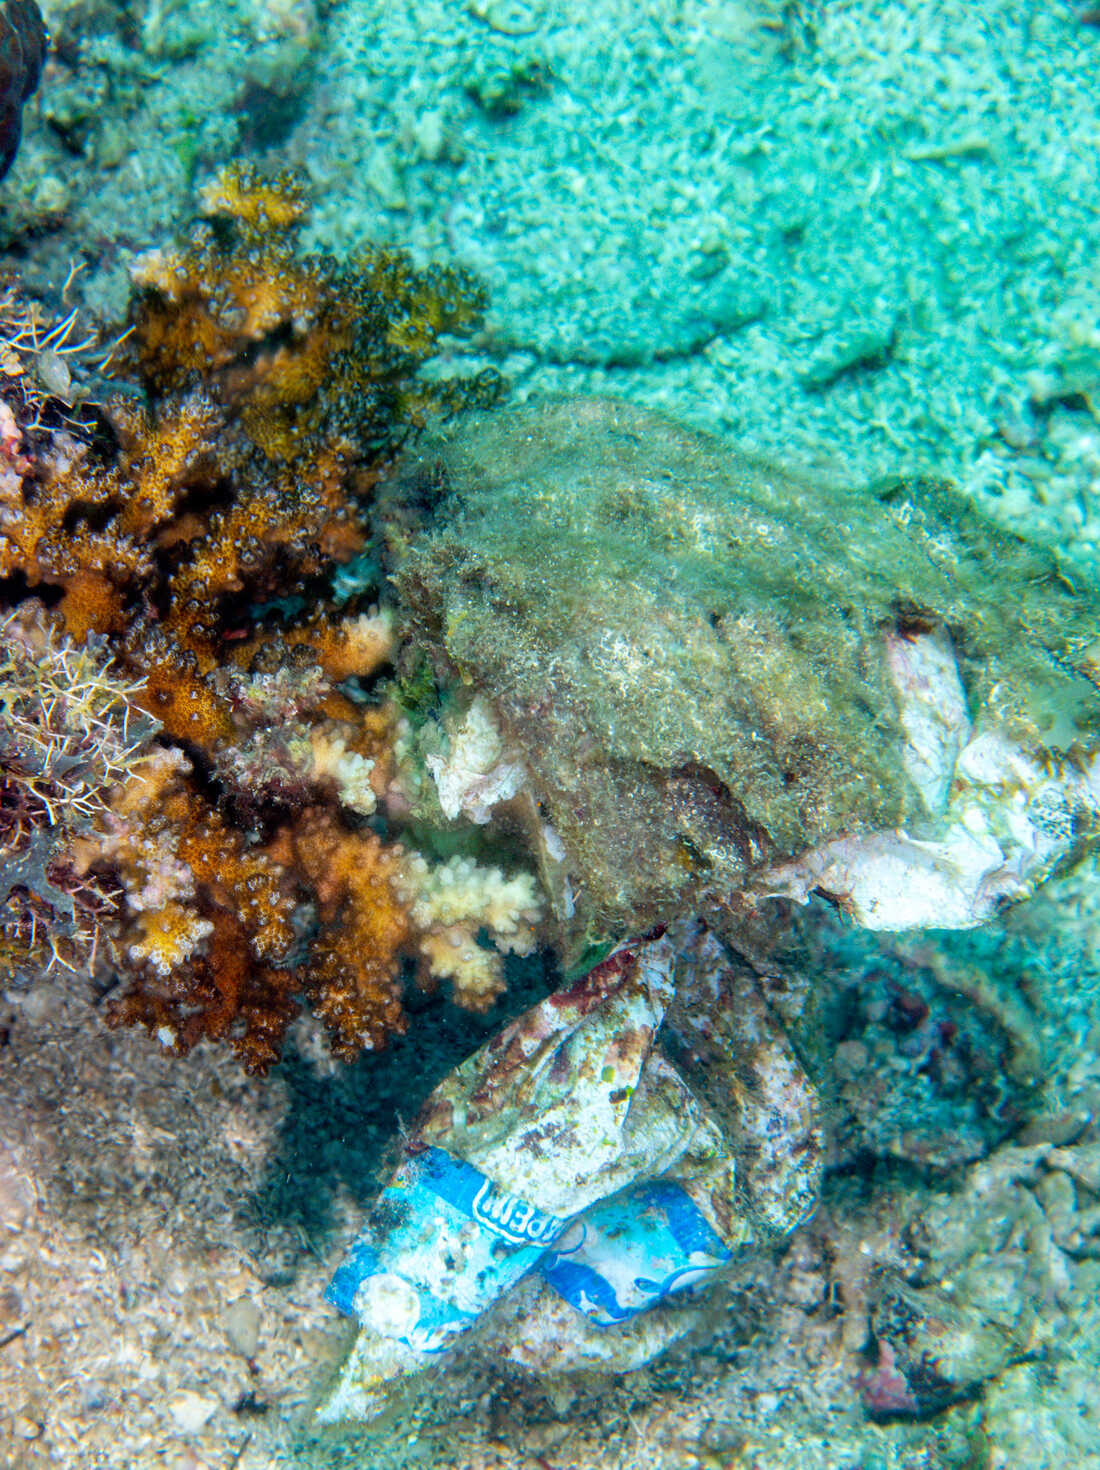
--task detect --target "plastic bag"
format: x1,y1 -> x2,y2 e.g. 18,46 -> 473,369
318,926 -> 822,1423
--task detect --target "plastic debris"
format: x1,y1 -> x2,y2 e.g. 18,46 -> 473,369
759,629 -> 1100,929
318,926 -> 822,1422
318,624 -> 1100,1424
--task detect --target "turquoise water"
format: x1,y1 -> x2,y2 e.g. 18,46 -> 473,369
1,2 -> 1100,1466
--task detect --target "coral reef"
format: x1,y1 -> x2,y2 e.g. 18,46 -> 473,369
0,0 -> 46,180
268,814 -> 539,1060
3,166 -> 500,655
0,168 -> 538,1072
130,164 -> 501,463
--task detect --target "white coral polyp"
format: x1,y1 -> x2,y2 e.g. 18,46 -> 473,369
397,853 -> 543,1009
338,609 -> 395,672
417,928 -> 505,1009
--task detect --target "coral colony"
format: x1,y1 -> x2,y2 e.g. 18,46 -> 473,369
0,167 -> 532,1074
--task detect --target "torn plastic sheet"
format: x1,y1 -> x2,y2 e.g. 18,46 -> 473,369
317,929 -> 820,1423
325,1146 -> 569,1353
538,1179 -> 734,1326
759,628 -> 1100,929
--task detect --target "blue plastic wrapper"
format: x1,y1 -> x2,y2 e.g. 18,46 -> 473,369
318,929 -> 822,1422
326,1155 -> 734,1345
326,1145 -> 568,1353
537,1179 -> 733,1325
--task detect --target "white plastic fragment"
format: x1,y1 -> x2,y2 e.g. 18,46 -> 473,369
885,625 -> 970,813
759,629 -> 1100,929
222,1297 -> 261,1359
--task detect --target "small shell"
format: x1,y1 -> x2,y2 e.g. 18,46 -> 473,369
33,349 -> 72,402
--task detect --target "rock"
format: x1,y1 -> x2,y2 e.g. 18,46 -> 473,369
222,1297 -> 261,1359
168,1391 -> 218,1434
390,397 -> 1100,944
1048,1141 -> 1100,1194
0,0 -> 47,180
0,1148 -> 36,1231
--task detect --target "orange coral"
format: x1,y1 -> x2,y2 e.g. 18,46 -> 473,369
271,809 -> 413,1059
112,393 -> 224,538
286,609 -> 396,683
2,166 -> 494,662
130,162 -> 501,464
106,909 -> 299,1075
197,166 -> 309,232
88,726 -> 539,1071
133,636 -> 236,750
76,748 -> 300,1073
0,167 -> 522,1071
0,394 -> 224,642
0,436 -> 143,639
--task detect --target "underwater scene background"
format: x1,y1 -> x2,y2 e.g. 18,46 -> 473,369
2,1 -> 1100,1466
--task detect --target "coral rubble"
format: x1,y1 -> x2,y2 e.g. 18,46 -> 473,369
0,169 -> 537,1072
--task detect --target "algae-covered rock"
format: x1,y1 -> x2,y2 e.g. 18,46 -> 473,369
389,397 -> 1100,941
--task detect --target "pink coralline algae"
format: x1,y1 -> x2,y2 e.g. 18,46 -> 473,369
857,1339 -> 920,1419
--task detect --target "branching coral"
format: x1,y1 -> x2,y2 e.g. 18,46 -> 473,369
268,811 -> 542,1060
2,165 -> 500,662
269,809 -> 413,1059
72,745 -> 301,1071
397,852 -> 542,1011
83,626 -> 539,1073
83,753 -> 541,1071
0,169 -> 540,1072
130,163 -> 502,463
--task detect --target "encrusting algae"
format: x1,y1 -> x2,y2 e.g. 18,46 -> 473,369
0,165 -> 540,1073
390,397 -> 1100,949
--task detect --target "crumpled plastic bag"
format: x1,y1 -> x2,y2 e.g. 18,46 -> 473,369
760,628 -> 1100,928
317,925 -> 822,1423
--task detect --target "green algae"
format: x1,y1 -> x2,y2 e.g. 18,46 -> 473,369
391,396 -> 1100,941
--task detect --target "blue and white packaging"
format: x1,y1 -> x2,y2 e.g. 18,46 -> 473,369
318,929 -> 821,1424
537,1179 -> 733,1325
326,1145 -> 568,1353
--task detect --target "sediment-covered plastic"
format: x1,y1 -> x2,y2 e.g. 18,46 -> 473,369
318,927 -> 822,1423
318,619 -> 1100,1424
